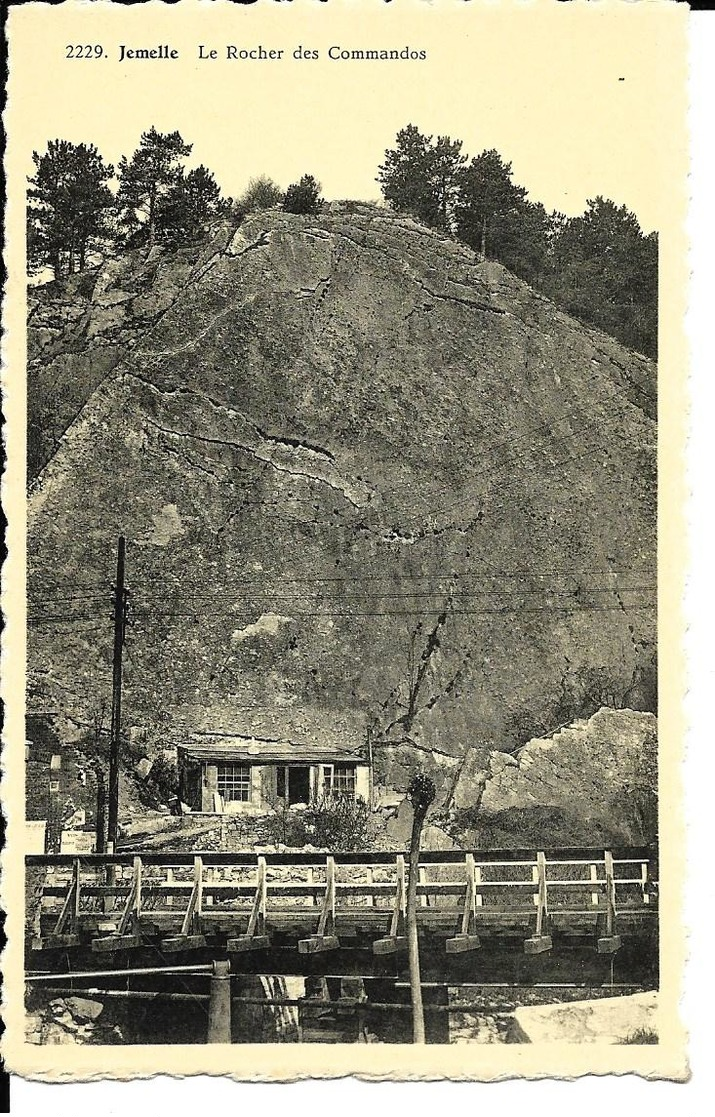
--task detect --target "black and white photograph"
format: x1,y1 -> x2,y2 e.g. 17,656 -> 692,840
1,0 -> 690,1082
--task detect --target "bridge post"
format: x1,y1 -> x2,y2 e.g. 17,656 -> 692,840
207,960 -> 232,1043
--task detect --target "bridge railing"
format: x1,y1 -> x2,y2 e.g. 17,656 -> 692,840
27,847 -> 656,957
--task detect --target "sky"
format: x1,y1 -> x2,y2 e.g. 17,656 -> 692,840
10,4 -> 686,236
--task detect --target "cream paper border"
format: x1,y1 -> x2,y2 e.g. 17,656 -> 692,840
1,0 -> 689,1082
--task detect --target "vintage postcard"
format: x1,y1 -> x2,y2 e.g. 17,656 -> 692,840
1,0 -> 690,1083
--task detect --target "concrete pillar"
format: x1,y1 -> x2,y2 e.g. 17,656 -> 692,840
207,960 -> 232,1043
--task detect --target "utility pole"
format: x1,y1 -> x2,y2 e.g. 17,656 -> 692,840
107,536 -> 128,854
95,766 -> 107,854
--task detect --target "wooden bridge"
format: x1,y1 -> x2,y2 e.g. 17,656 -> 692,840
27,847 -> 657,964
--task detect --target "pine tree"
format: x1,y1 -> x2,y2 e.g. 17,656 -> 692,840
27,140 -> 114,279
283,174 -> 322,215
453,150 -> 527,261
545,198 -> 658,355
156,165 -> 226,241
377,125 -> 465,229
116,127 -> 192,248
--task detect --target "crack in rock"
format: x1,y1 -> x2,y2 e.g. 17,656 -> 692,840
416,278 -> 506,316
142,415 -> 373,511
224,228 -> 273,258
126,373 -> 338,463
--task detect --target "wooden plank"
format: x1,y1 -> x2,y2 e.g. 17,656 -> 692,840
419,867 -> 428,909
161,934 -> 207,953
117,856 -> 141,936
604,849 -> 617,937
91,934 -> 143,953
595,850 -> 621,953
27,846 -> 656,869
474,865 -> 483,908
52,858 -> 80,937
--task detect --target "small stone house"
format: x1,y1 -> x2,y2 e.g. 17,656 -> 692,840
176,708 -> 371,815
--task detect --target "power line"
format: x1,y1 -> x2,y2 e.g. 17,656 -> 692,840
119,601 -> 653,621
120,565 -> 656,590
130,582 -> 654,609
28,582 -> 654,620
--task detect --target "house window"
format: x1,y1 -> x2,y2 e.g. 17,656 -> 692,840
324,763 -> 357,799
216,763 -> 251,803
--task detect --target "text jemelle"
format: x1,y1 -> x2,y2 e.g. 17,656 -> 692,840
119,45 -> 179,61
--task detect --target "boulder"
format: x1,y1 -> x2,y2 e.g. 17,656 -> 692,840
27,207 -> 656,777
508,991 -> 657,1044
451,750 -> 490,811
134,757 -> 153,780
64,995 -> 104,1022
41,1023 -> 79,1045
385,798 -> 412,843
127,726 -> 150,759
421,824 -> 458,852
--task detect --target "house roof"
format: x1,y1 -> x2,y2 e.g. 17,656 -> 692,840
179,736 -> 367,765
177,706 -> 369,765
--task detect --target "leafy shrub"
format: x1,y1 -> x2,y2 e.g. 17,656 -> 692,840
307,795 -> 370,850
266,801 -> 310,848
149,755 -> 179,801
267,795 -> 371,850
234,175 -> 283,221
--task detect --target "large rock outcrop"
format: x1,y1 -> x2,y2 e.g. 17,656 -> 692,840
27,204 -> 657,797
452,708 -> 657,845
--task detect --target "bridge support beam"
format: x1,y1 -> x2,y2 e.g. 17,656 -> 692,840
228,856 -> 270,952
446,854 -> 481,954
373,854 -> 407,956
299,856 -> 339,954
524,852 -> 552,955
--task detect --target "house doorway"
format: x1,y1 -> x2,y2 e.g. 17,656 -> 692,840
287,765 -> 310,806
277,765 -> 311,806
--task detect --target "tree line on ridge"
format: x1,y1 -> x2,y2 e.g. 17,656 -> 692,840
377,125 -> 657,357
27,124 -> 657,356
27,126 -> 322,281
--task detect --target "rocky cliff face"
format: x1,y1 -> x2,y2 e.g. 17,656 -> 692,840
27,204 -> 657,799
